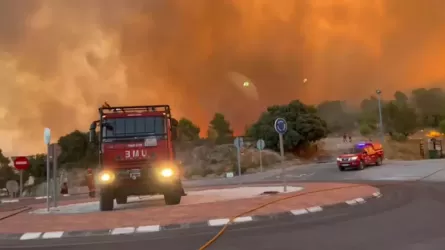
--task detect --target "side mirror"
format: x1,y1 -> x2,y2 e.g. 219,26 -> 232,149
171,128 -> 178,140
89,129 -> 95,143
171,118 -> 178,127
89,122 -> 97,143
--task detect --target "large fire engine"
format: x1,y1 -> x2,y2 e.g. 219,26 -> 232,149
88,103 -> 184,211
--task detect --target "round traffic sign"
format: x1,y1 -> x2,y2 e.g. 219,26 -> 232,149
13,156 -> 30,170
233,137 -> 244,149
256,139 -> 265,150
274,118 -> 288,134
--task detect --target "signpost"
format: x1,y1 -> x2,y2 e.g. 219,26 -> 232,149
44,128 -> 51,211
256,139 -> 265,172
49,143 -> 61,207
13,156 -> 30,197
274,118 -> 288,192
233,137 -> 244,176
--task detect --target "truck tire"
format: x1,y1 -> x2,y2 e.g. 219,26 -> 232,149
116,195 -> 127,205
358,161 -> 365,170
99,189 -> 114,211
164,191 -> 182,205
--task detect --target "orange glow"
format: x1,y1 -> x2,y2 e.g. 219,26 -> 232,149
0,0 -> 444,154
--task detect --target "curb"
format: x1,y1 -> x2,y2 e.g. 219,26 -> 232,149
0,192 -> 383,241
1,194 -> 74,204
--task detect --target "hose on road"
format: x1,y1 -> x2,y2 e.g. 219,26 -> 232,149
199,165 -> 445,249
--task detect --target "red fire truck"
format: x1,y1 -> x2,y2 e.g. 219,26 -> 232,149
88,104 -> 184,211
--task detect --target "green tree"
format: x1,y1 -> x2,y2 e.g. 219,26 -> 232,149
0,149 -> 17,188
177,118 -> 200,141
382,100 -> 418,136
359,123 -> 372,136
247,100 -> 328,152
58,130 -> 92,169
317,100 -> 356,133
411,88 -> 445,127
208,113 -> 233,144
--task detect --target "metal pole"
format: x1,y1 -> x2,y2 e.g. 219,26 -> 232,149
53,146 -> 57,208
259,149 -> 263,172
46,145 -> 50,211
237,146 -> 241,176
19,170 -> 23,197
377,90 -> 384,143
279,134 -> 287,192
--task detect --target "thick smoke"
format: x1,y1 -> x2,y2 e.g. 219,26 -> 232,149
0,0 -> 444,154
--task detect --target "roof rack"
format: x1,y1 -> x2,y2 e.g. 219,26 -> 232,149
99,104 -> 171,115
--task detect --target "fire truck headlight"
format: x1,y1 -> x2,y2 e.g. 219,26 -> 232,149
98,171 -> 115,183
161,168 -> 174,177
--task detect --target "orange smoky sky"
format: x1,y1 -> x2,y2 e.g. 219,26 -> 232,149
0,0 -> 444,155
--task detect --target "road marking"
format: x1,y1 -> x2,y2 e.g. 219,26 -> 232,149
35,196 -> 50,200
208,218 -> 230,226
355,198 -> 365,203
42,232 -> 64,239
345,200 -> 358,205
233,216 -> 253,223
111,227 -> 135,235
290,209 -> 308,215
307,206 -> 323,213
136,225 -> 160,233
20,232 -> 42,240
1,199 -> 19,203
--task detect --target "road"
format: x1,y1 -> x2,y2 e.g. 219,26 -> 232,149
3,182 -> 445,250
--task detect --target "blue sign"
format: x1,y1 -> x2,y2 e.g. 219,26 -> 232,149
274,118 -> 287,134
233,137 -> 244,149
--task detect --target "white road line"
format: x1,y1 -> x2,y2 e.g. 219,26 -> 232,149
42,232 -> 64,239
208,218 -> 230,226
233,216 -> 253,223
306,206 -> 323,213
1,199 -> 19,203
290,209 -> 308,215
20,232 -> 42,240
136,225 -> 160,233
355,198 -> 365,203
111,227 -> 135,235
345,200 -> 358,205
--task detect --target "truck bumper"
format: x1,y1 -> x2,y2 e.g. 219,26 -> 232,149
98,167 -> 183,196
337,160 -> 361,169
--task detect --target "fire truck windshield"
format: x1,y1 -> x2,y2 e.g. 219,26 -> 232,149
102,116 -> 166,139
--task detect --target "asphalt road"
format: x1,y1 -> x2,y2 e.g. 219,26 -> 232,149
3,182 -> 445,250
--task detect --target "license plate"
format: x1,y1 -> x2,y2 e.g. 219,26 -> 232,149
129,169 -> 141,179
341,163 -> 349,166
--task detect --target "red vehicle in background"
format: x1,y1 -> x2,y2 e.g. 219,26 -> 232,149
337,142 -> 384,171
88,104 -> 184,211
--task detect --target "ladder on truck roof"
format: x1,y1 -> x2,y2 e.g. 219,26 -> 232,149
99,102 -> 171,116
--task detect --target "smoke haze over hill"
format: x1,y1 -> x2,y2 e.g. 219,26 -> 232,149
0,0 -> 444,154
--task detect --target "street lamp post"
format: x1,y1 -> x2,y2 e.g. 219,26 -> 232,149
376,89 -> 384,143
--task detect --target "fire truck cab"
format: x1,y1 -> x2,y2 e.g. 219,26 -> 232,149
88,104 -> 184,211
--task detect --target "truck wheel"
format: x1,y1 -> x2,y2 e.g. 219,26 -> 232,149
116,195 -> 127,205
99,189 -> 114,211
376,157 -> 383,166
164,191 -> 182,205
358,161 -> 365,170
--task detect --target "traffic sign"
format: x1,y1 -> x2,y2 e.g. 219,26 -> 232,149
44,128 -> 51,145
256,139 -> 265,150
233,137 -> 244,149
274,118 -> 288,134
13,156 -> 30,170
